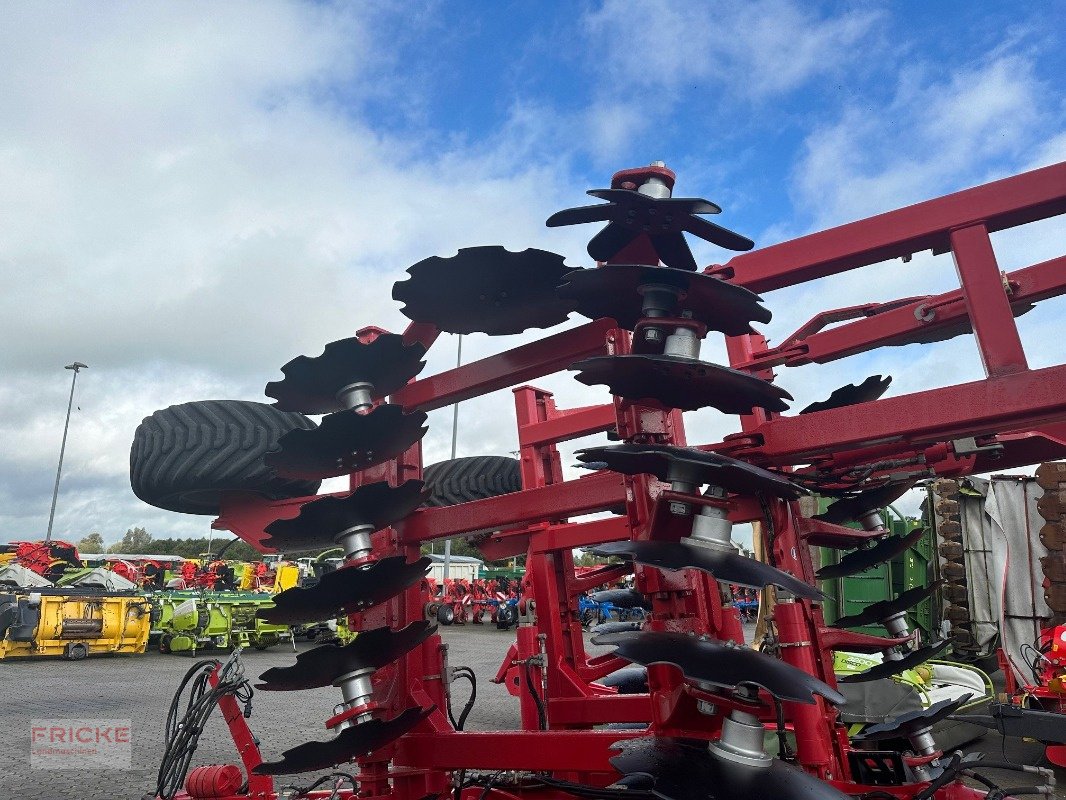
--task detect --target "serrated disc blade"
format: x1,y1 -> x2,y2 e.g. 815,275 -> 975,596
592,620 -> 645,636
681,214 -> 755,252
838,640 -> 951,684
855,694 -> 970,740
258,556 -> 431,625
267,335 -> 426,414
265,404 -> 428,481
572,354 -> 791,414
649,233 -> 697,271
815,481 -> 915,526
557,264 -> 770,335
546,201 -> 619,227
592,541 -> 821,600
832,582 -> 941,629
263,480 -> 429,552
963,703 -> 1066,742
600,666 -> 649,694
257,622 -> 435,690
590,588 -> 651,610
392,246 -> 576,335
575,443 -> 802,498
588,222 -> 642,263
816,529 -> 924,580
941,562 -> 967,579
800,375 -> 892,415
593,631 -> 845,705
610,737 -> 851,800
254,706 -> 432,775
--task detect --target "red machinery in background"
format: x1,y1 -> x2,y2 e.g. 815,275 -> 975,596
142,159 -> 1066,800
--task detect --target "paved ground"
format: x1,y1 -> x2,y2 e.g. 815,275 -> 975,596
0,625 -> 1060,799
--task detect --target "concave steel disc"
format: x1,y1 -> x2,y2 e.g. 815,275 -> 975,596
815,481 -> 915,526
591,620 -> 645,636
593,630 -> 845,705
547,188 -> 753,271
571,354 -> 791,414
257,556 -> 431,625
263,480 -> 429,553
254,706 -> 432,775
854,694 -> 970,740
942,583 -> 969,603
609,737 -> 851,800
575,443 -> 803,499
257,622 -> 435,691
267,334 -> 427,415
831,582 -> 941,629
265,404 -> 428,481
556,264 -> 770,335
600,666 -> 649,694
592,540 -> 821,600
590,588 -> 651,610
800,375 -> 892,415
941,562 -> 967,580
964,702 -> 1066,741
837,640 -> 951,684
816,530 -> 925,580
392,246 -> 577,335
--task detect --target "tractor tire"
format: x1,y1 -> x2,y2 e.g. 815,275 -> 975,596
65,642 -> 89,661
159,633 -> 173,654
496,605 -> 516,630
436,604 -> 456,625
130,400 -> 321,515
423,456 -> 522,507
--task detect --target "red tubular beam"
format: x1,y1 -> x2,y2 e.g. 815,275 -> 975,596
951,223 -> 1028,376
518,402 -> 617,447
394,319 -> 614,412
397,471 -> 626,543
716,161 -> 1066,293
394,731 -> 634,772
549,695 -> 652,725
746,363 -> 1066,464
737,255 -> 1066,369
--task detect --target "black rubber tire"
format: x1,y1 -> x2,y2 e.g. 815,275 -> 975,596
436,604 -> 456,625
496,605 -> 516,630
423,456 -> 522,507
130,400 -> 321,515
65,642 -> 89,661
159,633 -> 173,654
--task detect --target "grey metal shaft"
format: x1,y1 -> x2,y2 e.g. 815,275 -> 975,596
45,363 -> 86,543
443,334 -> 463,582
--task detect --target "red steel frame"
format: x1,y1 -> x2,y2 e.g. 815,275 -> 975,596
199,160 -> 1066,800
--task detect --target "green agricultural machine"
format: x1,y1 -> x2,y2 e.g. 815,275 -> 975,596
152,591 -> 293,654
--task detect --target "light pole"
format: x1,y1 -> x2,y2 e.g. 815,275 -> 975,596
45,362 -> 88,543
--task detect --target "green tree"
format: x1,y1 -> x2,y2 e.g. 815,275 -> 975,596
77,532 -> 105,553
108,526 -> 152,553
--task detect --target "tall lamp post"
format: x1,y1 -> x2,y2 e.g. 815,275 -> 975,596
45,362 -> 88,543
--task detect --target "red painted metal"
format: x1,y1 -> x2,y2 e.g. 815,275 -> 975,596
173,160 -> 1066,800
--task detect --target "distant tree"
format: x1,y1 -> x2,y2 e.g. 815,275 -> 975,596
78,532 -> 105,553
108,526 -> 153,553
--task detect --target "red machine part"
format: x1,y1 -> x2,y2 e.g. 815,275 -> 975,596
185,764 -> 243,799
196,160 -> 1066,800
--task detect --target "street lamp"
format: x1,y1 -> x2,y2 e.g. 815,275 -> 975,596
45,362 -> 88,543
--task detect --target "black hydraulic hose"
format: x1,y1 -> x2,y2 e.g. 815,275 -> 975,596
523,659 -> 547,730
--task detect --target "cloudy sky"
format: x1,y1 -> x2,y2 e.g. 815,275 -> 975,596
1,1 -> 1063,548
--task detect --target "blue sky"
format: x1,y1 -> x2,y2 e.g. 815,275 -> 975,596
0,1 -> 1063,545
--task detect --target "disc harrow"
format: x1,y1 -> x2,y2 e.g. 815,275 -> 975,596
139,158 -> 1066,800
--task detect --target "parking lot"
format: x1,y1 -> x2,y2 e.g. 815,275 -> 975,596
0,625 -> 1059,799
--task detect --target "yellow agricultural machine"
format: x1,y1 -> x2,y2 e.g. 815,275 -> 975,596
0,587 -> 152,660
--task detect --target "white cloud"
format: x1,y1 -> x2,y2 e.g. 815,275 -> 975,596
582,0 -> 882,99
